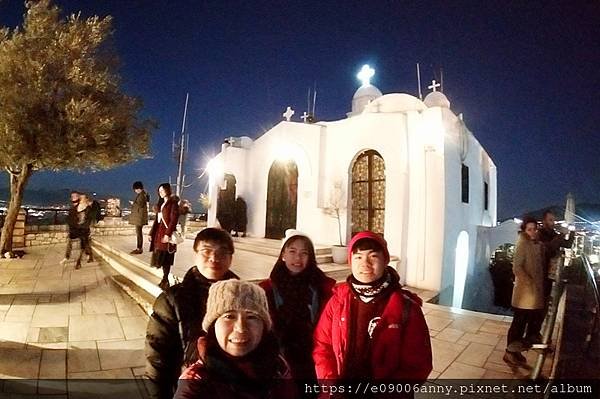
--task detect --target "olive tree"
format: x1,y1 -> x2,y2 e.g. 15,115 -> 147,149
0,0 -> 155,253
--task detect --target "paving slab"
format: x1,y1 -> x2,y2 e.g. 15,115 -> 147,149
0,240 -> 559,390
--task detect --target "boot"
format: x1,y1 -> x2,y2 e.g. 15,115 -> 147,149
75,261 -> 81,270
158,279 -> 170,291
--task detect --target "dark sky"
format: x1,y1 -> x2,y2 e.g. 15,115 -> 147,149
0,0 -> 598,219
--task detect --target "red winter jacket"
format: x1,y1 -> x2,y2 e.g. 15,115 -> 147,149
149,195 -> 180,253
313,283 -> 432,381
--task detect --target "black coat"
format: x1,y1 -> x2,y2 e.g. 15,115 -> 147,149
144,266 -> 239,399
129,190 -> 149,226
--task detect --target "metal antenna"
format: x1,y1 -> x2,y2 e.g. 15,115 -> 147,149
176,93 -> 189,198
416,63 -> 423,100
307,87 -> 311,116
312,82 -> 317,116
440,68 -> 444,92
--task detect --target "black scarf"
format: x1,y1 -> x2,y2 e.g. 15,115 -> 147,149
203,330 -> 282,395
349,267 -> 395,303
270,261 -> 328,327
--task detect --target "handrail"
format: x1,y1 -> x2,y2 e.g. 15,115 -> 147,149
581,254 -> 600,308
533,250 -> 600,387
530,250 -> 570,380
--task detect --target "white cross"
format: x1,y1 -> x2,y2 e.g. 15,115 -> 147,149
282,106 -> 295,122
357,64 -> 375,86
301,112 -> 309,123
428,80 -> 441,92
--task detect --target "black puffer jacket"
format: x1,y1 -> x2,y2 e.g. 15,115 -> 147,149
145,266 -> 239,399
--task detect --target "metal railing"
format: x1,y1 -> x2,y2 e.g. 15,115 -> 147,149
530,249 -> 571,379
580,254 -> 600,351
531,243 -> 600,386
23,207 -> 70,226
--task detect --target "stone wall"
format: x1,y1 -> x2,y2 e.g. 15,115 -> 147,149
12,209 -> 27,248
22,218 -> 205,248
25,225 -> 141,247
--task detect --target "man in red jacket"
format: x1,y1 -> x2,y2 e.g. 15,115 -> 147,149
313,231 -> 432,385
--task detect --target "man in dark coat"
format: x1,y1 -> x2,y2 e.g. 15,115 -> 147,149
145,228 -> 239,399
538,210 -> 574,303
129,181 -> 149,254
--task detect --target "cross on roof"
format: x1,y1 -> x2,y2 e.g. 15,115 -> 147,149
428,80 -> 441,92
357,64 -> 375,86
282,106 -> 295,122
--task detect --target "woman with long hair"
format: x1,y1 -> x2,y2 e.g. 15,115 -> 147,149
504,216 -> 546,367
148,182 -> 180,291
260,230 -> 335,382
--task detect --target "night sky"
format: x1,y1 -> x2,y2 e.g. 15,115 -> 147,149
0,0 -> 598,220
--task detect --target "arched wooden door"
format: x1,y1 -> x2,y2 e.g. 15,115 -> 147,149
351,150 -> 385,236
216,173 -> 236,232
265,160 -> 298,239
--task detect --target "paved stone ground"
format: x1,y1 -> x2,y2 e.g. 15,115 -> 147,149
0,239 -> 556,396
0,244 -> 147,396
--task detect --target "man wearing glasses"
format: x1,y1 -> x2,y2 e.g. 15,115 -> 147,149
145,228 -> 239,399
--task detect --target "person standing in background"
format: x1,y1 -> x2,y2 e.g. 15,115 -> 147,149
129,181 -> 149,254
148,183 -> 179,291
178,199 -> 191,235
60,191 -> 81,266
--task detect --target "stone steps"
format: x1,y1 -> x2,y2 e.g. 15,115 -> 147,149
92,240 -> 166,312
91,238 -> 349,312
231,237 -> 334,264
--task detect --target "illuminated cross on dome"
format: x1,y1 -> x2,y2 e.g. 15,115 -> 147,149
357,64 -> 375,86
282,106 -> 295,121
301,111 -> 309,123
428,80 -> 441,92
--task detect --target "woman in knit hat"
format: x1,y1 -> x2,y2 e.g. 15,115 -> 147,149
259,229 -> 335,383
174,280 -> 298,399
313,231 -> 432,383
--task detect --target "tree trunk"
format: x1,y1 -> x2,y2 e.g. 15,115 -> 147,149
0,164 -> 33,254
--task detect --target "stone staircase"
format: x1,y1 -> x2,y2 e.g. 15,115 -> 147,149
91,236 -> 349,314
230,236 -> 334,264
92,239 -> 163,314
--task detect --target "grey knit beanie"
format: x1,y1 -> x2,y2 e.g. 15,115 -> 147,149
202,279 -> 272,332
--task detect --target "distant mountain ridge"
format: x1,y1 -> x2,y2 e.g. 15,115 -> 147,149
0,187 -> 124,207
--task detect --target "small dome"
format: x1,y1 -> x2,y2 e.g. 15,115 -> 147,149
351,84 -> 382,115
424,91 -> 450,108
353,84 -> 383,100
363,93 -> 426,114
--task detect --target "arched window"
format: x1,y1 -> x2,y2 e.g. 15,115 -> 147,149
351,150 -> 385,236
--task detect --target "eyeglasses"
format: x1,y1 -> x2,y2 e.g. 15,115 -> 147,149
198,247 -> 232,259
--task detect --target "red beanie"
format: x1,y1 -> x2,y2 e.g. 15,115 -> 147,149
347,231 -> 390,265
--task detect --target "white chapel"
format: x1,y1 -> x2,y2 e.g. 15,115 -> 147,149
206,65 -> 497,306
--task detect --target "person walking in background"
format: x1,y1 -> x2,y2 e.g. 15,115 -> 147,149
260,229 -> 334,385
129,181 -> 149,254
178,199 -> 191,235
60,191 -> 81,266
504,216 -> 546,367
174,280 -> 297,399
313,231 -> 432,384
145,228 -> 239,399
232,196 -> 247,237
148,183 -> 180,291
73,193 -> 93,269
